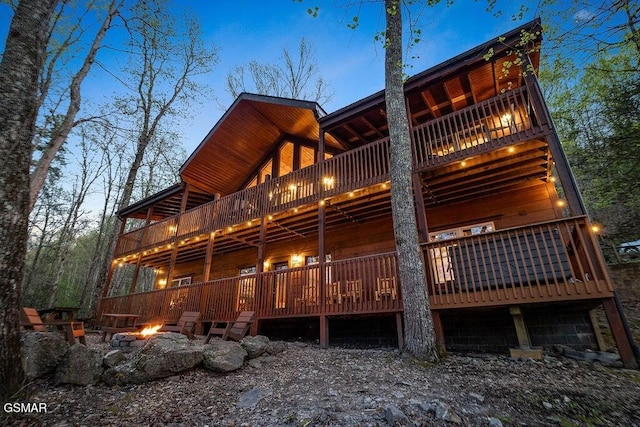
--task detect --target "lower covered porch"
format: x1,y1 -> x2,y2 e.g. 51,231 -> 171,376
99,215 -> 632,361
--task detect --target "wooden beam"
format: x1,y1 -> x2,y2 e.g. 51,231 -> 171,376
395,313 -> 404,351
326,201 -> 359,223
432,310 -> 446,354
202,232 -> 216,282
509,306 -> 532,349
602,298 -> 638,369
320,315 -> 328,348
522,55 -> 586,216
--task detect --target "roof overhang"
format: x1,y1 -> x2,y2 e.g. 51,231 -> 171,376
320,19 -> 542,146
179,93 -> 340,196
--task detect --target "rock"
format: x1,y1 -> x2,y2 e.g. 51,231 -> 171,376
55,343 -> 104,385
202,339 -> 247,372
384,404 -> 410,425
469,392 -> 485,403
102,333 -> 203,384
488,416 -> 504,427
248,358 -> 262,369
542,401 -> 553,410
267,340 -> 287,355
429,401 -> 463,425
21,331 -> 69,379
237,386 -> 264,409
103,349 -> 126,368
241,335 -> 270,359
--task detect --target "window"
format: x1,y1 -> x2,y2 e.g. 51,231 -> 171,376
278,142 -> 294,176
171,276 -> 192,287
428,222 -> 495,284
259,159 -> 273,184
300,146 -> 315,169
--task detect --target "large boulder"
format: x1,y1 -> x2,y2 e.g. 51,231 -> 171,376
202,339 -> 247,372
21,331 -> 69,379
55,343 -> 104,385
241,335 -> 270,359
102,333 -> 203,385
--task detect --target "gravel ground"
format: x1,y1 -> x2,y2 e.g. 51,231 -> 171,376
3,332 -> 640,427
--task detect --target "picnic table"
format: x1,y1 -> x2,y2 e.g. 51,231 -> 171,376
38,306 -> 78,322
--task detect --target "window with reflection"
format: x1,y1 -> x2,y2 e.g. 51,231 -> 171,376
259,159 -> 272,184
279,142 -> 294,177
300,146 -> 315,169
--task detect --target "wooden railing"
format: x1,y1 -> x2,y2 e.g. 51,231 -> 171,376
424,216 -> 614,309
100,252 -> 402,323
114,88 -> 546,257
412,86 -> 545,168
102,217 -> 614,322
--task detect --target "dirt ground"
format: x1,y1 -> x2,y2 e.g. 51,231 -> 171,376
2,329 -> 640,427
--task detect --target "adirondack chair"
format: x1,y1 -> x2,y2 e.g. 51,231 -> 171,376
20,307 -> 87,345
205,311 -> 255,343
160,311 -> 200,339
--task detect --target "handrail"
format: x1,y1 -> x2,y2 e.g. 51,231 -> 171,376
115,89 -> 545,257
101,218 -> 614,322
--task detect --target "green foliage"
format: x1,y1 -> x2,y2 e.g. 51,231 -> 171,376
543,42 -> 640,243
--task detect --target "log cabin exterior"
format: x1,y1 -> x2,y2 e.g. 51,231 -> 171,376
99,20 -> 637,367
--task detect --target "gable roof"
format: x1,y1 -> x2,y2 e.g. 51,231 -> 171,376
180,93 -> 340,196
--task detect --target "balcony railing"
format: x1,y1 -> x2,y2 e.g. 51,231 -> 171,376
412,86 -> 545,168
102,217 -> 613,323
424,216 -> 614,309
115,87 -> 546,258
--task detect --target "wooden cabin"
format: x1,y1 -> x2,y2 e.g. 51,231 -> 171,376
99,20 -> 636,367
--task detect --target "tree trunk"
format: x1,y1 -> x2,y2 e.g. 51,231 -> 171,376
0,0 -> 59,400
384,0 -> 438,362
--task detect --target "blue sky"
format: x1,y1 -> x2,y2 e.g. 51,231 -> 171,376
1,1 -> 543,156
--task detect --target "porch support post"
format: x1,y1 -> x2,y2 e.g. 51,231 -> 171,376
129,254 -> 143,294
320,314 -> 328,349
602,297 -> 638,369
202,193 -> 220,283
318,130 -> 329,348
318,129 -> 327,306
509,306 -> 532,349
252,215 -> 268,336
522,57 -> 586,216
431,310 -> 446,354
166,184 -> 190,285
395,312 -> 404,350
509,306 -> 543,359
411,172 -> 429,242
202,231 -> 216,282
588,308 -> 607,352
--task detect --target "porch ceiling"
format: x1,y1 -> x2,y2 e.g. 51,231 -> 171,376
118,184 -> 218,220
179,94 -> 342,196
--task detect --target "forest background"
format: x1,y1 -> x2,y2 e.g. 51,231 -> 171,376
1,0 -> 638,318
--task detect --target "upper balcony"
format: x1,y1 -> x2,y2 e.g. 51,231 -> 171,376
115,86 -> 549,259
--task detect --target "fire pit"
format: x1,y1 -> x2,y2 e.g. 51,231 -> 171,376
110,325 -> 164,353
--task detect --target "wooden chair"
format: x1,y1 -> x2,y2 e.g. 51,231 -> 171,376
160,311 -> 200,339
375,277 -> 397,301
205,311 -> 255,343
326,281 -> 342,304
343,279 -> 362,303
20,307 -> 86,345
